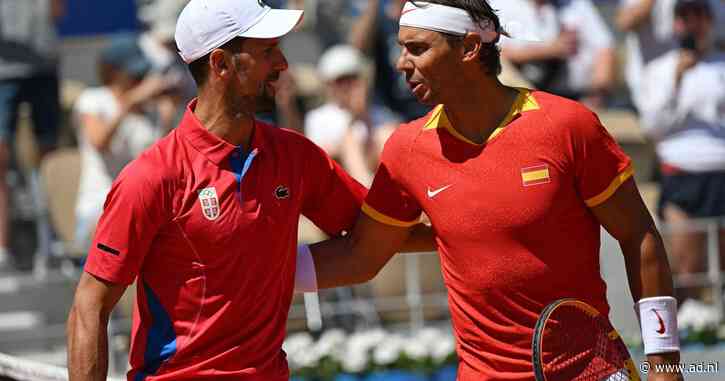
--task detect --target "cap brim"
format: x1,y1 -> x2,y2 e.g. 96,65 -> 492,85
239,9 -> 304,39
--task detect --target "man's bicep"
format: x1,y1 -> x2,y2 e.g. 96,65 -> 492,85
343,213 -> 415,282
590,178 -> 655,244
73,272 -> 128,316
310,213 -> 414,289
351,213 -> 414,258
301,140 -> 367,236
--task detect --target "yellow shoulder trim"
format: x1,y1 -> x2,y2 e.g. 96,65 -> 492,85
361,202 -> 419,228
584,165 -> 635,207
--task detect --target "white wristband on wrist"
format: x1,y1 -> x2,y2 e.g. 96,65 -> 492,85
635,296 -> 680,355
294,244 -> 318,292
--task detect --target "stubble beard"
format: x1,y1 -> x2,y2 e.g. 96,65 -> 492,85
224,81 -> 276,118
254,81 -> 276,113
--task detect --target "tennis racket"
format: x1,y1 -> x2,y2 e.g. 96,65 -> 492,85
532,298 -> 641,381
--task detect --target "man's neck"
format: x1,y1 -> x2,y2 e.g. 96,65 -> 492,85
443,80 -> 520,145
194,90 -> 255,151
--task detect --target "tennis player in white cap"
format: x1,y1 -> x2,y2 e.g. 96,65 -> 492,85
66,1 -> 435,380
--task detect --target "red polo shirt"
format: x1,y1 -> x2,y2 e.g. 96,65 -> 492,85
364,89 -> 632,380
84,101 -> 366,380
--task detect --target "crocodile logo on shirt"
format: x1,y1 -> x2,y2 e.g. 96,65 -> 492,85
275,185 -> 290,200
198,187 -> 220,221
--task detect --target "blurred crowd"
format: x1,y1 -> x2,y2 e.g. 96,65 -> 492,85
0,0 -> 724,303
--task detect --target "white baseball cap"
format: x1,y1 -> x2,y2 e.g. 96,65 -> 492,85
175,0 -> 304,64
318,45 -> 366,81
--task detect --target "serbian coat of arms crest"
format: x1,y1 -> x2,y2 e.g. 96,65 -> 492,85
198,187 -> 220,221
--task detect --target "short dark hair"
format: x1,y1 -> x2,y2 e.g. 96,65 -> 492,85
674,0 -> 712,17
187,37 -> 246,87
409,0 -> 503,76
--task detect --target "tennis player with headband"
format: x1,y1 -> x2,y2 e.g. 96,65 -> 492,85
298,1 -> 683,380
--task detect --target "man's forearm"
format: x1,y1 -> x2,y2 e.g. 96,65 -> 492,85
311,235 -> 385,289
621,229 -> 682,377
340,130 -> 374,187
399,223 -> 436,253
309,220 -> 436,289
349,0 -> 379,52
502,45 -> 559,65
591,48 -> 616,94
306,212 -> 437,290
621,229 -> 674,301
615,0 -> 655,31
67,306 -> 110,381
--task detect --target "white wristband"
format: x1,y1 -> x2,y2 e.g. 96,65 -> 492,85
635,296 -> 680,355
294,245 -> 318,292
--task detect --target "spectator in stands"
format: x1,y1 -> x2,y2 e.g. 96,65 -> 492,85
305,45 -> 399,186
490,0 -> 616,109
617,0 -> 725,111
0,0 -> 64,270
314,0 -> 358,49
349,0 -> 431,120
637,0 -> 725,301
616,0 -> 679,111
138,0 -> 197,116
73,35 -> 172,252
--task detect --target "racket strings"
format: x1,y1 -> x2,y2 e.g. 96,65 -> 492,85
593,315 -> 633,381
542,306 -> 634,381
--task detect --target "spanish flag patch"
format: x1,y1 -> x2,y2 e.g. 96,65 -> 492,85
521,164 -> 550,186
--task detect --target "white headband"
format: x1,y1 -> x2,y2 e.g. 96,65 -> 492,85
399,1 -> 500,43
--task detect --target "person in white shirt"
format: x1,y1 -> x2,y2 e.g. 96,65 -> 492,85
304,45 -> 399,186
73,36 -> 171,252
637,0 -> 725,301
489,0 -> 616,108
616,0 -> 677,110
137,0 -> 197,116
616,0 -> 724,111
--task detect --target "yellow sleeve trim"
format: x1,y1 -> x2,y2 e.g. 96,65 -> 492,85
361,202 -> 419,228
584,165 -> 635,207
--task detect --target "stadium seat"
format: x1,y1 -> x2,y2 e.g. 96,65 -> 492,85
38,148 -> 82,259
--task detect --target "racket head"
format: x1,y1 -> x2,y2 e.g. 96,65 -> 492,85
532,298 -> 641,381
